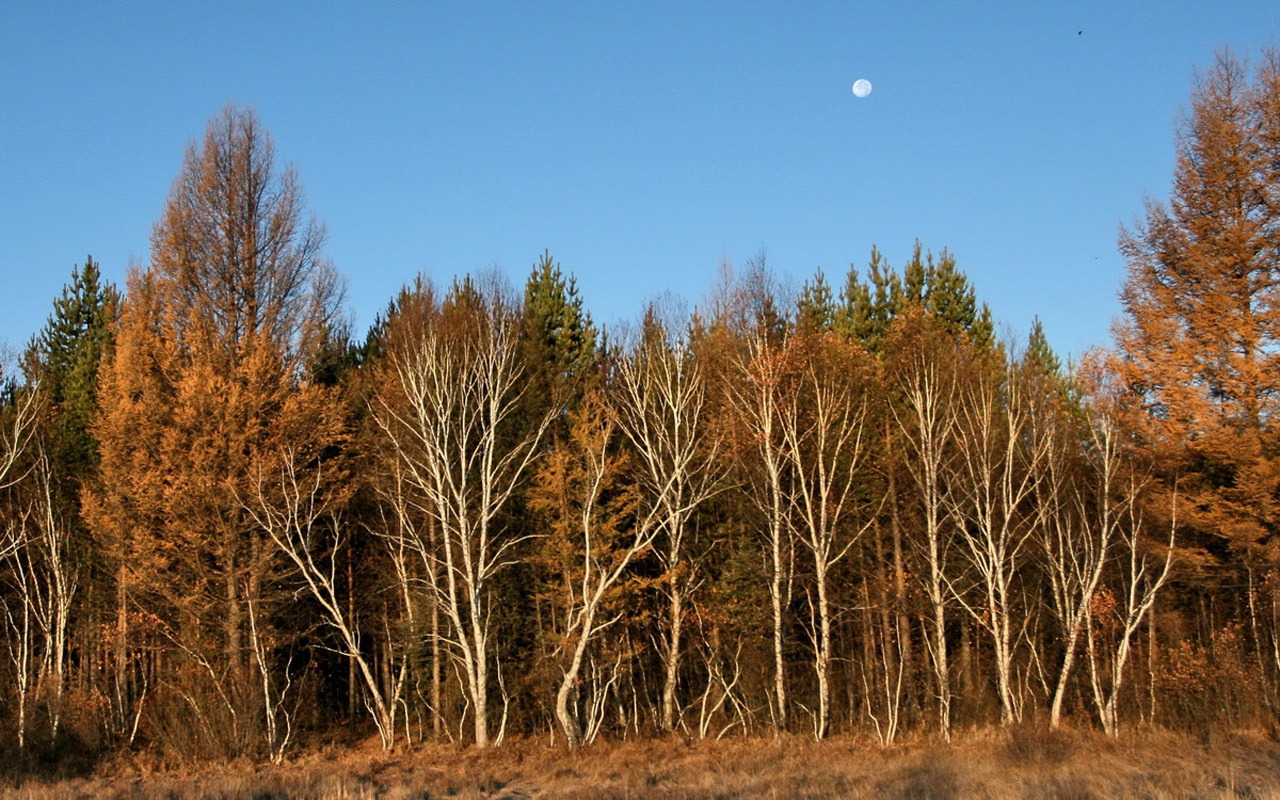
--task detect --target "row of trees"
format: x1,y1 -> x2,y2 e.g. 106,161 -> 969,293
2,49 -> 1279,762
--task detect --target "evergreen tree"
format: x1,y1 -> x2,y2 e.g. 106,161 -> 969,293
796,269 -> 837,333
21,257 -> 120,721
521,250 -> 598,415
837,244 -> 994,351
25,256 -> 120,485
1024,317 -> 1062,378
839,247 -> 900,350
923,249 -> 978,332
901,243 -> 928,308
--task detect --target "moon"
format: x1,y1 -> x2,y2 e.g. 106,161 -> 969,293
852,78 -> 872,98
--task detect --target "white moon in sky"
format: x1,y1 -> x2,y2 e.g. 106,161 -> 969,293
852,78 -> 872,98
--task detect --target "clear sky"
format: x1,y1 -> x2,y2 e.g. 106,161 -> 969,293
3,2 -> 1278,362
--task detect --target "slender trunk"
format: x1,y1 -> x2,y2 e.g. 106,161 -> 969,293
768,494 -> 788,737
889,462 -> 913,714
556,615 -> 594,748
991,576 -> 1017,724
1147,592 -> 1158,725
873,520 -> 895,697
431,576 -> 442,740
50,582 -> 67,739
471,599 -> 491,747
555,677 -> 584,748
814,558 -> 832,740
1050,618 -> 1085,729
348,550 -> 357,725
662,584 -> 683,732
1246,564 -> 1270,702
770,516 -> 786,733
225,541 -> 241,678
115,567 -> 129,735
1273,584 -> 1280,710
929,543 -> 952,739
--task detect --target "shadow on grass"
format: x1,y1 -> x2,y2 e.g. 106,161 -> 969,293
0,729 -> 103,789
879,757 -> 960,800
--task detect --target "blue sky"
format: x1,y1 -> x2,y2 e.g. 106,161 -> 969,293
3,2 -> 1278,362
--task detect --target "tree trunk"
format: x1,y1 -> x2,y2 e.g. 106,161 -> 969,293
115,567 -> 129,735
431,580 -> 442,740
928,527 -> 952,740
225,541 -> 241,678
770,518 -> 787,734
1050,617 -> 1084,729
661,585 -> 683,732
814,559 -> 832,740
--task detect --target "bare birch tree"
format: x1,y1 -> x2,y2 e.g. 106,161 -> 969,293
0,378 -> 41,749
241,433 -> 405,751
1038,359 -> 1123,729
0,374 -> 39,507
532,385 -> 657,747
725,332 -> 794,733
614,308 -> 724,733
371,278 -> 551,747
948,352 -> 1051,725
778,332 -> 874,740
24,455 -> 77,741
885,315 -> 962,740
1086,478 -> 1176,736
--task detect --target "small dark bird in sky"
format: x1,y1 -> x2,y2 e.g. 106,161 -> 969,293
1078,30 -> 1083,35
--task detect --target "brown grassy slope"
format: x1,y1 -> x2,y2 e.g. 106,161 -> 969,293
5,726 -> 1280,799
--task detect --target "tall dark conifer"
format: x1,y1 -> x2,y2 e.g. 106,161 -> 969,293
520,250 -> 599,421
796,269 -> 836,334
25,256 -> 120,487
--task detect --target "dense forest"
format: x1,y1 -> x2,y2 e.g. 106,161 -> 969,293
2,50 -> 1279,766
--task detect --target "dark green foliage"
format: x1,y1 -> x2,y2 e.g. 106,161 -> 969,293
1025,317 -> 1062,378
523,251 -> 598,391
24,256 -> 119,483
796,269 -> 837,334
836,243 -> 992,351
519,250 -> 600,460
838,246 -> 899,348
307,319 -> 360,387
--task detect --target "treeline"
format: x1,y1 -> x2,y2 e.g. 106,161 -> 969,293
3,50 -> 1280,763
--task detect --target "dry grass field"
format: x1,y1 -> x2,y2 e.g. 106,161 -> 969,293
4,725 -> 1280,799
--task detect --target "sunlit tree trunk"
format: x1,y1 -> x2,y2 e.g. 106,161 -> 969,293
29,455 -> 77,740
1087,481 -> 1176,736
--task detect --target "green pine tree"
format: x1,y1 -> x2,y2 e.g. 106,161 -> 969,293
923,249 -> 978,332
521,250 -> 599,416
837,243 -> 995,352
25,255 -> 120,485
839,247 -> 901,351
796,268 -> 836,333
1024,317 -> 1062,378
901,242 -> 928,309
